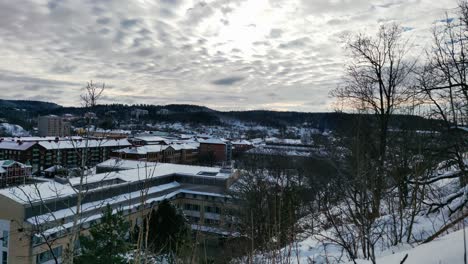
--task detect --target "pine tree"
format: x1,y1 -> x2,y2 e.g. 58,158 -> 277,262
75,204 -> 131,264
147,200 -> 191,260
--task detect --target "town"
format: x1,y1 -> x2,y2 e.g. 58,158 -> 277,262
0,110 -> 325,263
0,0 -> 467,263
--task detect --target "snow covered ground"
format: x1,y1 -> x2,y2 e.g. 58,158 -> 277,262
0,123 -> 29,136
250,167 -> 467,264
355,228 -> 467,264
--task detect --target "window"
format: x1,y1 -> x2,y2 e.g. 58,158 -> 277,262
184,203 -> 200,211
2,251 -> 6,264
2,231 -> 7,248
36,246 -> 62,264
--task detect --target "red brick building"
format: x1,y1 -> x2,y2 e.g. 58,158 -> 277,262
0,160 -> 32,187
199,139 -> 227,164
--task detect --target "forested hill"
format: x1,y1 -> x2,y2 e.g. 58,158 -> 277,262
0,99 -> 441,132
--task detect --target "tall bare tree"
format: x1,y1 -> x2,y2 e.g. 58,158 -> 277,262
331,24 -> 415,217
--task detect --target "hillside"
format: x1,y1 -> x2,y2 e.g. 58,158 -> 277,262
0,99 -> 444,134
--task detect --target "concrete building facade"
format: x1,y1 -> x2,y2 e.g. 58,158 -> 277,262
0,160 -> 239,264
37,116 -> 71,137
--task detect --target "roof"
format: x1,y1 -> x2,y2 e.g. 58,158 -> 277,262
232,139 -> 252,145
96,158 -> 159,170
115,143 -> 199,155
38,138 -> 131,150
0,160 -> 31,169
0,141 -> 37,151
115,145 -> 170,155
1,136 -> 83,142
131,136 -> 169,143
200,138 -> 226,145
0,161 -> 233,205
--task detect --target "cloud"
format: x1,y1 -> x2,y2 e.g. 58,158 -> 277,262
0,0 -> 460,111
211,76 -> 245,86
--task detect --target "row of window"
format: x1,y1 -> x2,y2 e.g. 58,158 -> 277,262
36,246 -> 62,264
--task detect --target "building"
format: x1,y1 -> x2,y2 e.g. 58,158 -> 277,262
231,140 -> 254,155
0,160 -> 239,264
0,160 -> 32,187
130,109 -> 149,119
199,138 -> 230,164
0,137 -> 131,174
128,136 -> 172,146
37,116 -> 71,137
112,143 -> 199,164
88,129 -> 131,139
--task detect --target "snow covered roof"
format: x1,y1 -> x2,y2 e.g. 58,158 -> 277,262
131,136 -> 169,143
115,145 -> 170,154
1,136 -> 83,142
96,158 -> 159,170
0,160 -> 31,168
0,162 -> 233,205
38,138 -> 131,150
115,143 -> 199,155
200,138 -> 226,145
232,139 -> 252,145
0,141 -> 36,150
170,143 -> 199,150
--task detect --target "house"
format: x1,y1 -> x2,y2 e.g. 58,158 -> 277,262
231,139 -> 254,154
0,160 -> 32,187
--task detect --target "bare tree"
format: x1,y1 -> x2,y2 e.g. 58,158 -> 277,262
331,23 -> 416,218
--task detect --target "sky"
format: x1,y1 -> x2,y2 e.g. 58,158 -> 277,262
0,0 -> 459,112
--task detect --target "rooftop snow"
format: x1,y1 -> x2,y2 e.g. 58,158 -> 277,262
38,138 -> 131,150
0,161 -> 232,205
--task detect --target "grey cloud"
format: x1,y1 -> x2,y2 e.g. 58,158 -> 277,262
120,19 -> 139,28
211,76 -> 245,86
96,17 -> 111,25
269,28 -> 283,38
0,0 -> 459,111
278,37 -> 311,49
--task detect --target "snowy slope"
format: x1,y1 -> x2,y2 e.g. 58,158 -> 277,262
354,228 -> 467,264
0,123 -> 29,136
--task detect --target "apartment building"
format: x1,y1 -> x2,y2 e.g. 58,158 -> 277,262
112,143 -> 199,164
199,138 -> 231,163
0,137 -> 131,173
0,159 -> 239,264
37,116 -> 71,137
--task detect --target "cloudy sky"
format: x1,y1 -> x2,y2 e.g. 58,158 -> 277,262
0,0 -> 459,112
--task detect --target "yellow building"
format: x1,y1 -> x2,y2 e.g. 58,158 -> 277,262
0,159 -> 239,263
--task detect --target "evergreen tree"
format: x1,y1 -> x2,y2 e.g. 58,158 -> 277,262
147,200 -> 191,260
75,204 -> 131,264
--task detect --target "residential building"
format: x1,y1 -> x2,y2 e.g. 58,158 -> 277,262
0,160 -> 32,187
37,116 -> 70,137
0,160 -> 239,264
0,137 -> 131,174
199,138 -> 230,164
128,136 -> 171,146
88,129 -> 131,139
112,143 -> 199,164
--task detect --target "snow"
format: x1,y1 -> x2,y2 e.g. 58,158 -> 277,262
0,161 -> 233,204
353,228 -> 467,264
199,138 -> 226,145
0,123 -> 29,137
38,138 -> 131,150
